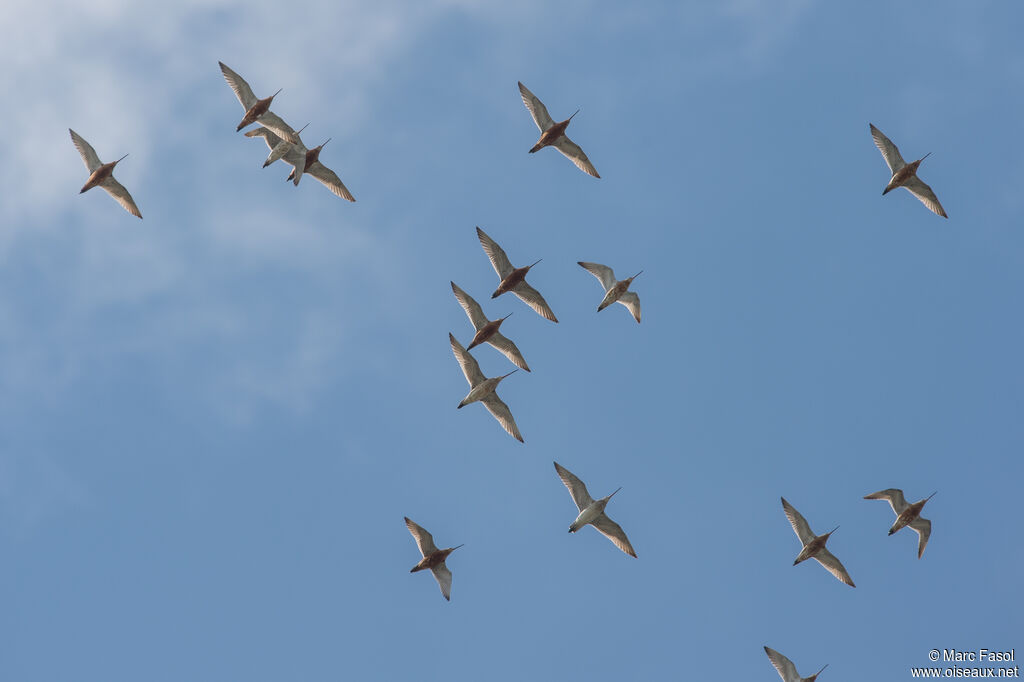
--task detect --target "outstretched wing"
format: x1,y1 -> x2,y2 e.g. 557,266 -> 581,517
814,548 -> 856,587
909,517 -> 931,559
518,81 -> 554,132
554,462 -> 594,512
304,161 -> 356,201
69,129 -> 102,172
618,292 -> 641,323
592,513 -> 637,558
781,497 -> 815,545
219,61 -> 257,110
488,331 -> 530,372
578,261 -> 617,292
449,333 -> 485,388
476,226 -> 514,279
903,176 -> 947,218
430,563 -> 453,601
481,393 -> 523,442
864,488 -> 909,515
100,177 -> 142,219
244,126 -> 283,150
404,517 -> 439,557
451,281 -> 490,331
870,123 -> 906,174
512,282 -> 558,322
553,135 -> 600,178
764,646 -> 799,682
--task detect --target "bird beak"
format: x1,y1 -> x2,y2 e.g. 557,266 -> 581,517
296,123 -> 310,134
630,270 -> 644,280
826,525 -> 840,536
500,370 -> 519,380
527,259 -> 542,269
115,153 -> 129,164
451,544 -> 465,552
568,109 -> 580,122
925,491 -> 938,502
607,487 -> 622,500
271,88 -> 282,99
500,313 -> 514,321
813,663 -> 829,678
320,137 -> 331,148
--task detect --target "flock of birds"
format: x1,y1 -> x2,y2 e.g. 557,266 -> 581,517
66,61 -> 949,680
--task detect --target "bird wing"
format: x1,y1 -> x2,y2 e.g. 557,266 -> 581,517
512,282 -> 558,322
476,226 -> 514,279
909,517 -> 931,559
764,646 -> 799,682
553,135 -> 600,178
813,548 -> 856,587
431,563 -> 453,601
618,291 -> 641,323
781,497 -> 816,545
244,126 -> 283,150
69,129 -> 102,173
404,517 -> 439,557
902,176 -> 947,218
577,261 -> 617,291
864,488 -> 909,515
480,392 -> 523,442
449,333 -> 485,388
219,61 -> 257,110
592,513 -> 637,557
304,161 -> 356,201
488,331 -> 530,372
282,139 -> 309,186
518,81 -> 554,132
256,111 -> 300,145
870,123 -> 906,173
553,462 -> 594,512
99,177 -> 142,219
450,282 -> 490,331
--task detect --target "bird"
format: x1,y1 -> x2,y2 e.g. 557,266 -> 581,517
475,226 -> 558,322
870,123 -> 947,218
554,461 -> 636,557
246,126 -> 355,200
285,138 -> 356,202
764,646 -> 829,682
450,282 -> 530,372
405,517 -> 463,601
578,262 -> 642,323
518,81 -> 600,178
864,488 -> 935,559
781,497 -> 855,587
218,61 -> 298,144
69,129 -> 142,219
449,333 -> 523,442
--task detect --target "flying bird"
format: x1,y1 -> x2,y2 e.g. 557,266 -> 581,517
218,61 -> 298,144
554,461 -> 636,557
246,126 -> 356,200
864,488 -> 935,559
870,123 -> 947,218
405,517 -> 462,601
476,226 -> 558,322
450,282 -> 530,372
764,646 -> 829,682
449,333 -> 523,442
518,81 -> 600,178
781,497 -> 855,587
69,129 -> 142,219
578,262 -> 642,323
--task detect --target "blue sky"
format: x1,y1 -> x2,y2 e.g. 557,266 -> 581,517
2,1 -> 1022,679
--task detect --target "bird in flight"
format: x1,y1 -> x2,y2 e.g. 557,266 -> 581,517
69,129 -> 142,219
864,488 -> 935,559
518,81 -> 600,178
578,262 -> 643,323
476,226 -> 558,322
870,123 -> 947,218
781,497 -> 855,587
554,461 -> 636,558
405,517 -> 463,601
449,333 -> 523,442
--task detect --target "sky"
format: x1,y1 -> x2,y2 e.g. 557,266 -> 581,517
2,0 -> 1022,680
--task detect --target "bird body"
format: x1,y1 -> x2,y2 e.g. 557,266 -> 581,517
405,517 -> 462,601
864,488 -> 935,558
69,129 -> 142,219
554,462 -> 636,557
476,227 -> 558,322
870,123 -> 947,218
449,333 -> 523,442
578,261 -> 642,322
246,126 -> 355,200
781,497 -> 855,587
219,61 -> 297,143
450,282 -> 530,371
518,81 -> 599,178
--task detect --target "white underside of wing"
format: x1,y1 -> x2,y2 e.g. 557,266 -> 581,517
870,123 -> 906,173
518,81 -> 554,132
481,392 -> 522,442
100,177 -> 142,218
553,135 -> 600,178
512,282 -> 557,322
476,226 -> 514,279
449,333 -> 485,387
69,129 -> 102,172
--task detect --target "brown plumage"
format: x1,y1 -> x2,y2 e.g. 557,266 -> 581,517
518,81 -> 599,178
69,129 -> 142,219
405,517 -> 463,601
